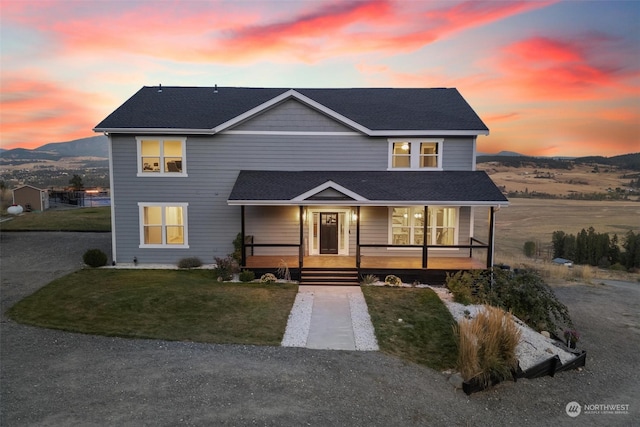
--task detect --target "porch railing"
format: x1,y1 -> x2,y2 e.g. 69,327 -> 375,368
243,243 -> 303,268
356,237 -> 491,269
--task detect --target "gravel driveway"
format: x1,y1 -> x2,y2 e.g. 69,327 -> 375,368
1,232 -> 638,426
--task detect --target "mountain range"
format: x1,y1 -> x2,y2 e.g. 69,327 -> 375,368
0,135 -> 108,160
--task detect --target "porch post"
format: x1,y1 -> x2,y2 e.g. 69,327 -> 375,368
299,205 -> 304,269
241,205 -> 246,267
356,206 -> 361,268
422,205 -> 428,269
487,206 -> 495,268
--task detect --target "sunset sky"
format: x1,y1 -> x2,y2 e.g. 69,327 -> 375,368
1,0 -> 638,156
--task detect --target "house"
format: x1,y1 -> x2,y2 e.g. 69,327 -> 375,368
12,185 -> 49,212
94,86 -> 508,283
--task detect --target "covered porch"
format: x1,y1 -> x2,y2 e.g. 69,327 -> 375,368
228,170 -> 508,283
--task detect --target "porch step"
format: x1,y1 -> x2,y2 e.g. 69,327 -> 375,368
300,268 -> 360,286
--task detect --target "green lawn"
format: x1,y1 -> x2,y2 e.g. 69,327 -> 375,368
0,207 -> 111,231
7,269 -> 298,346
362,286 -> 458,370
8,268 -> 458,368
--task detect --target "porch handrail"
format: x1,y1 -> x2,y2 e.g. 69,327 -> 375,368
356,240 -> 491,269
243,243 -> 303,269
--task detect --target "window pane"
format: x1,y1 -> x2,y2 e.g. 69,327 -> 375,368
142,157 -> 161,172
420,143 -> 438,168
166,226 -> 184,244
414,228 -> 424,245
165,206 -> 183,225
141,140 -> 160,156
392,208 -> 410,226
164,140 -> 182,157
392,227 -> 410,245
144,206 -> 162,225
392,143 -> 411,168
144,226 -> 162,244
164,158 -> 182,173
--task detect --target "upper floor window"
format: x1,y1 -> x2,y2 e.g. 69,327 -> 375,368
388,139 -> 442,170
138,203 -> 188,248
137,137 -> 186,176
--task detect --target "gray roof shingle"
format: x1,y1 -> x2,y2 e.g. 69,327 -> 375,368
228,171 -> 508,205
94,86 -> 488,132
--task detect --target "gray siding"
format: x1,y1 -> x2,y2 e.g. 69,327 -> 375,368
442,138 -> 475,171
233,99 -> 355,132
110,100 -> 477,264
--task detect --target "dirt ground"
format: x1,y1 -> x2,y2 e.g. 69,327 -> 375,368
1,232 -> 639,426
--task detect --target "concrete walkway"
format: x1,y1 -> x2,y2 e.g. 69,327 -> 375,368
282,285 -> 379,351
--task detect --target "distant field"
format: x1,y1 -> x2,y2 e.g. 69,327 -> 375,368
478,162 -> 638,199
475,198 -> 640,260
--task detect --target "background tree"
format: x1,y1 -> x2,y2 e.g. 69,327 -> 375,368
69,174 -> 84,191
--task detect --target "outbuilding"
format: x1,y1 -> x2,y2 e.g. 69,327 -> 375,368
12,185 -> 49,212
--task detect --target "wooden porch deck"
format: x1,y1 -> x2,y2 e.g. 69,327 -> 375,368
245,255 -> 486,270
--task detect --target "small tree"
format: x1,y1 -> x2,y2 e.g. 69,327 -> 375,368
69,174 -> 84,191
523,241 -> 536,258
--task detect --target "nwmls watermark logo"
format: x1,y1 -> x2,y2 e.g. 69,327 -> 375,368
566,401 -> 630,417
565,402 -> 581,418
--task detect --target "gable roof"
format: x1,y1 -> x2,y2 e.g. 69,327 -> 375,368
94,86 -> 489,136
228,170 -> 508,206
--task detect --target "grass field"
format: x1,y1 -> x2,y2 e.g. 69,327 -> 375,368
0,206 -> 111,231
7,269 -> 298,346
474,198 -> 640,280
362,286 -> 458,370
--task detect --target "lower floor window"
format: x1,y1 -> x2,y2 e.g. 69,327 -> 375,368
139,203 -> 188,247
390,206 -> 457,246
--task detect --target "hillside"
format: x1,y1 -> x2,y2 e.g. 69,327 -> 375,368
1,135 -> 108,161
478,158 -> 640,200
477,152 -> 640,171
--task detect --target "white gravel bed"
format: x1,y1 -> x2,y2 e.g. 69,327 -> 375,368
427,285 -> 576,371
281,292 -> 314,347
348,292 -> 379,351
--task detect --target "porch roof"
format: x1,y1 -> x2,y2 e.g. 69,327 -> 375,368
228,170 -> 509,206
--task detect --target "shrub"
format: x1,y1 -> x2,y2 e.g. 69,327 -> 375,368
231,232 -> 243,263
446,268 -> 573,335
213,256 -> 238,281
239,269 -> 255,282
276,259 -> 291,281
83,249 -> 108,268
455,305 -> 522,387
523,241 -> 536,257
177,257 -> 202,269
360,274 -> 379,285
445,271 -> 476,305
384,275 -> 402,286
260,273 -> 277,284
609,262 -> 627,272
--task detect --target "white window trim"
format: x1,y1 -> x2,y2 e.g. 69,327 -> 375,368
387,206 -> 459,250
136,136 -> 187,177
138,202 -> 189,248
387,138 -> 443,170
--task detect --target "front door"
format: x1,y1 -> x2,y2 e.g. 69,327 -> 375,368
320,212 -> 339,254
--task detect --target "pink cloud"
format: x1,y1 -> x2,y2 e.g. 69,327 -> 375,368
0,75 -> 108,149
496,36 -> 638,101
4,0 -> 552,64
